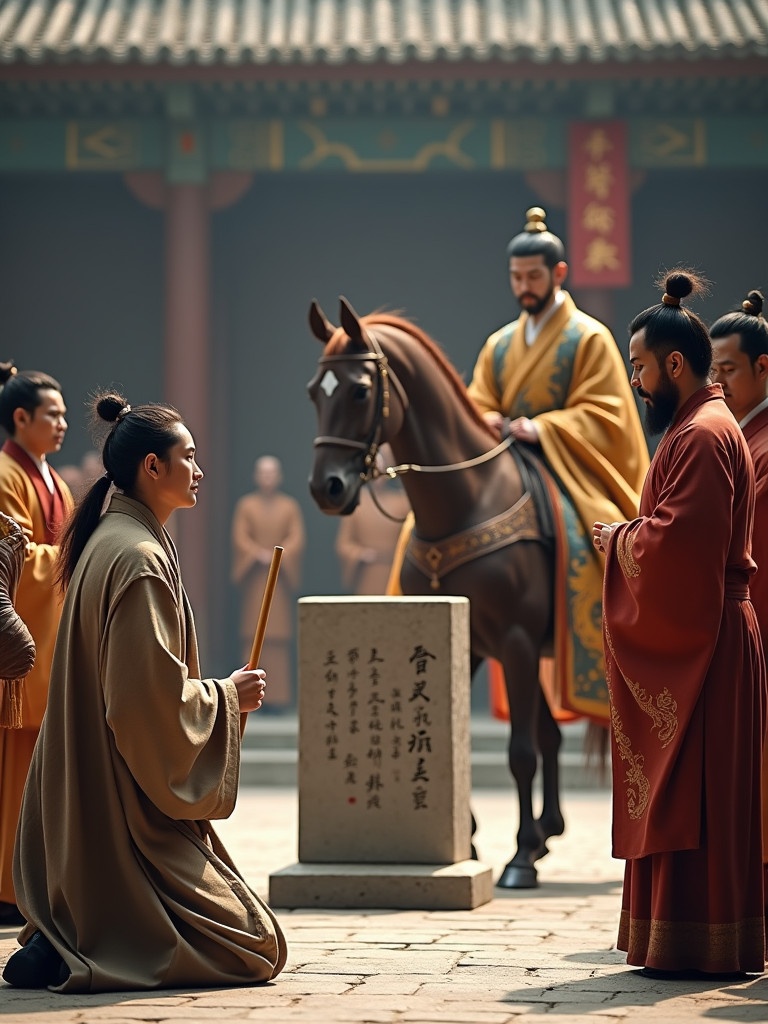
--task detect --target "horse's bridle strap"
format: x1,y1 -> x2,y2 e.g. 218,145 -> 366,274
313,436 -> 370,451
316,348 -> 410,413
313,334 -> 408,474
405,491 -> 541,590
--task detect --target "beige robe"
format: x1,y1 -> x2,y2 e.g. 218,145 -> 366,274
336,484 -> 410,595
13,494 -> 287,992
231,492 -> 304,705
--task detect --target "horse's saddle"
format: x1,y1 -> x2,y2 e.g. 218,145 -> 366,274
404,435 -> 555,590
508,437 -> 556,545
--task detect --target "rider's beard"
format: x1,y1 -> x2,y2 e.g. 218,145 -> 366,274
517,283 -> 555,317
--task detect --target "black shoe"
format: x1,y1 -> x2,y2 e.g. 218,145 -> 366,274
2,931 -> 68,988
698,971 -> 750,982
638,966 -> 749,982
638,967 -> 701,980
0,902 -> 25,927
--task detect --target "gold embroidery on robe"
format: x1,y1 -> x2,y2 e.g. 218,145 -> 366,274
569,552 -> 603,654
622,682 -> 678,748
617,529 -> 640,578
605,627 -> 678,748
605,630 -> 650,820
619,911 -> 766,964
610,703 -> 650,821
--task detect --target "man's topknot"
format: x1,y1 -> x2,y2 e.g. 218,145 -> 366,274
506,207 -> 565,269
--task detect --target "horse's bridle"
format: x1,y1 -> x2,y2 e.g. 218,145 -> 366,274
313,329 -> 409,483
313,327 -> 515,489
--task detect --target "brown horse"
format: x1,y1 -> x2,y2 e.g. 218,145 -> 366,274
307,297 -> 574,889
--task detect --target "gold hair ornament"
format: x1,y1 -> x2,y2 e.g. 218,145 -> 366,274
662,293 -> 681,307
524,207 -> 548,233
116,404 -> 132,422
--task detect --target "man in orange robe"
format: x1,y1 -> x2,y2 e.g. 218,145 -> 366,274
231,455 -> 304,711
594,272 -> 766,978
0,365 -> 73,926
336,447 -> 410,596
711,289 -> 768,931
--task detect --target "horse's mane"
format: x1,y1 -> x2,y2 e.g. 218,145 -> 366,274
326,312 -> 497,440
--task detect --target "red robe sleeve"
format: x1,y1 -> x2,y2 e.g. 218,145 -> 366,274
603,420 -> 741,858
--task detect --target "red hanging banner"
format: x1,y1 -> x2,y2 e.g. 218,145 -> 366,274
568,120 -> 631,288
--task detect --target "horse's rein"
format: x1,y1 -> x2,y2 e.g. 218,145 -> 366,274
365,435 -> 516,524
383,435 -> 514,479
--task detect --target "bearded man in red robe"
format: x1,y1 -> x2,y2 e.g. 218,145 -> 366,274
593,270 -> 767,979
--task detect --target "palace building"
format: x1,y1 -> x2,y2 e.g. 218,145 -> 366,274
2,0 -> 766,655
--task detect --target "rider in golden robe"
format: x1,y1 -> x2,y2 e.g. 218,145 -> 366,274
391,209 -> 649,723
470,209 -> 649,720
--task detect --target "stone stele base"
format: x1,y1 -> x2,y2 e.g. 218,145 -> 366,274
269,859 -> 493,910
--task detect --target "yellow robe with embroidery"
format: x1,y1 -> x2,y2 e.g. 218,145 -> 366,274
0,451 -> 73,904
467,292 -> 648,537
471,293 -> 649,718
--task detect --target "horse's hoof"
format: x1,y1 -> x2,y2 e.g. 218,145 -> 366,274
496,863 -> 539,889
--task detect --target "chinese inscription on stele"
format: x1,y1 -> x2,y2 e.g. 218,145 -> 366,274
297,597 -> 471,865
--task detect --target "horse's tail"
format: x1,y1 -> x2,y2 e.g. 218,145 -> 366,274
583,720 -> 610,782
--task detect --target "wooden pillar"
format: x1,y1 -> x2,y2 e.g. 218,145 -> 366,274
124,169 -> 253,660
164,183 -> 211,639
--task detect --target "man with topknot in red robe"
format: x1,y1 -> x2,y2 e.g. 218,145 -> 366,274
594,270 -> 766,979
711,288 -> 768,949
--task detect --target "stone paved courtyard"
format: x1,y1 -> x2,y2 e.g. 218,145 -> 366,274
1,787 -> 766,1023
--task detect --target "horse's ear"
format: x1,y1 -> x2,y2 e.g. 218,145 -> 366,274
309,300 -> 335,343
339,296 -> 366,348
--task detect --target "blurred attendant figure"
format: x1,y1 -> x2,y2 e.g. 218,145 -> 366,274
336,446 -> 410,595
79,450 -> 103,493
0,363 -> 73,927
231,456 -> 304,712
53,452 -> 102,503
54,465 -> 84,499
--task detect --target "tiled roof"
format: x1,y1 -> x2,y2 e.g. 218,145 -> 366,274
1,0 -> 767,67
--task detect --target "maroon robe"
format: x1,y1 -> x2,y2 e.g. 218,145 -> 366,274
743,404 -> 768,917
603,384 -> 766,974
744,406 -> 768,659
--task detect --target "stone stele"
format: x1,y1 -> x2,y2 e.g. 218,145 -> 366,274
269,596 -> 493,909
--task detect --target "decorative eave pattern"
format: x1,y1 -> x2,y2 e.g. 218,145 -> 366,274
0,0 -> 767,67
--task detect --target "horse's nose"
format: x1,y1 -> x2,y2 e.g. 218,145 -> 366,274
308,473 -> 348,511
324,476 -> 346,506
